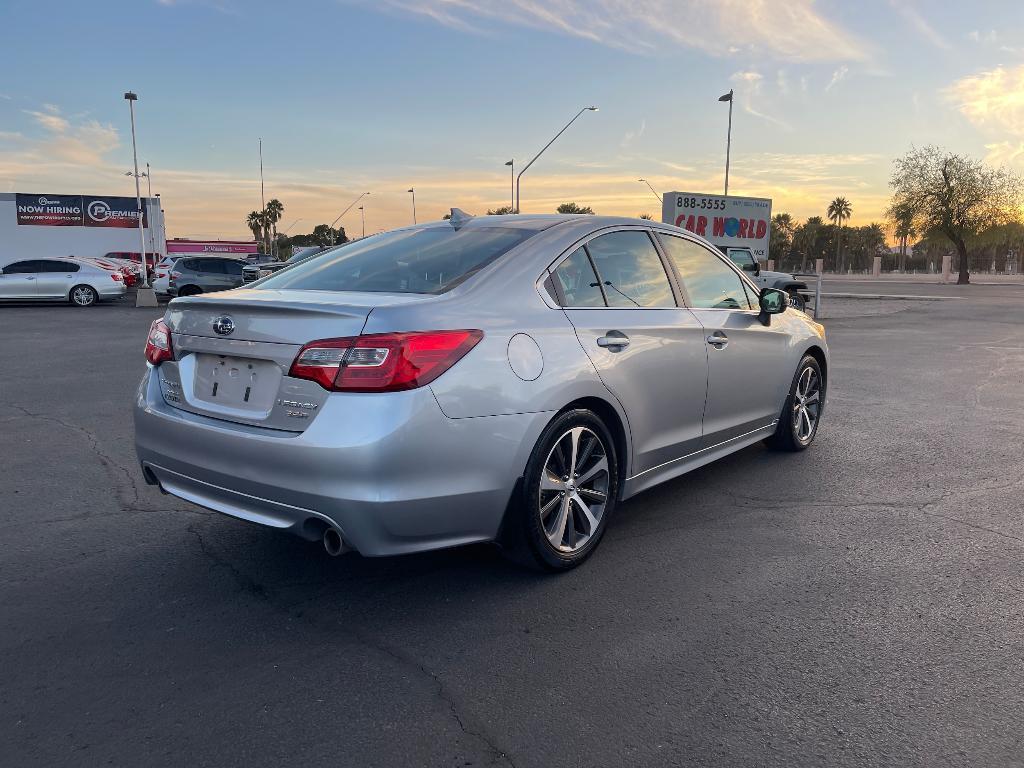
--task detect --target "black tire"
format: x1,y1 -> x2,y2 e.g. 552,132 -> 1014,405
503,409 -> 619,572
765,354 -> 825,452
177,285 -> 202,297
69,284 -> 98,307
788,289 -> 806,311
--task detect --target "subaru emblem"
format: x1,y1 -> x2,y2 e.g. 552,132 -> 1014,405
212,315 -> 235,336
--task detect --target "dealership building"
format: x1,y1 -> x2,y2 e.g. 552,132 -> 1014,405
0,192 -> 166,264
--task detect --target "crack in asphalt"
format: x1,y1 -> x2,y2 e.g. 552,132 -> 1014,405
6,404 -> 182,518
181,524 -> 514,765
347,629 -> 519,768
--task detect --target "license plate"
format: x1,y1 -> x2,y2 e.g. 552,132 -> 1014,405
192,354 -> 280,412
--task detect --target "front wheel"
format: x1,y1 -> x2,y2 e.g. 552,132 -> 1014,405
788,290 -> 806,311
69,285 -> 98,307
765,355 -> 824,452
506,409 -> 618,571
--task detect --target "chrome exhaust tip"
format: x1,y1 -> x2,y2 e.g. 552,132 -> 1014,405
323,527 -> 348,557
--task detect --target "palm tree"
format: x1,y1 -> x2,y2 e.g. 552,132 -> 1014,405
770,212 -> 795,268
265,199 -> 284,258
889,202 -> 916,272
827,197 -> 852,272
246,211 -> 264,246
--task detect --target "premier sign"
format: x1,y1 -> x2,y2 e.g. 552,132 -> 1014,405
662,192 -> 771,260
16,193 -> 147,228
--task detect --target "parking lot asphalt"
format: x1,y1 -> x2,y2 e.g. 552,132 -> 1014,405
2,289 -> 1023,767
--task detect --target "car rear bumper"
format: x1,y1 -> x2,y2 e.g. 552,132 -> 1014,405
98,283 -> 128,298
134,367 -> 550,556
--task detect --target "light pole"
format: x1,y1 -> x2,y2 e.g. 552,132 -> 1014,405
329,192 -> 370,233
638,178 -> 661,202
505,160 -> 514,211
124,91 -> 156,305
358,205 -> 365,239
125,165 -> 155,257
719,89 -> 734,196
516,106 -> 598,214
408,188 -> 416,224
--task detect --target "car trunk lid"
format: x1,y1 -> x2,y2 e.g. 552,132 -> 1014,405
157,288 -> 429,431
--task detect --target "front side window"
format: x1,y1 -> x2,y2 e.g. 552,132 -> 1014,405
660,235 -> 753,310
3,260 -> 40,274
585,231 -> 675,308
200,259 -> 226,274
727,248 -> 759,273
258,226 -> 539,294
553,247 -> 606,307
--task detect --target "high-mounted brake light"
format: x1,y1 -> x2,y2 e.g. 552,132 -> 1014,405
289,330 -> 483,392
144,319 -> 173,366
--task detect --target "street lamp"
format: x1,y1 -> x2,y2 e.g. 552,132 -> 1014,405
516,106 -> 598,214
358,205 -> 365,239
408,187 -> 417,225
124,91 -> 156,305
330,192 -> 370,231
638,178 -> 661,202
505,160 -> 514,211
719,89 -> 734,196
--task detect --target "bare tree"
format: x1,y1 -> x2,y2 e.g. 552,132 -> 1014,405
888,146 -> 1022,284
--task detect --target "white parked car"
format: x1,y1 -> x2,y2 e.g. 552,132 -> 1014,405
152,256 -> 181,295
0,257 -> 127,306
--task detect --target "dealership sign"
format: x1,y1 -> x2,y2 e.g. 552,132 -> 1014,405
16,193 -> 147,228
662,192 -> 772,259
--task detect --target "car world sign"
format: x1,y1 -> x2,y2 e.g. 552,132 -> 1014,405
662,192 -> 772,259
15,193 -> 147,228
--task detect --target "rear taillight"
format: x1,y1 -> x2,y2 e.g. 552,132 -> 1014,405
289,330 -> 483,392
156,272 -> 166,278
111,273 -> 123,281
145,319 -> 173,366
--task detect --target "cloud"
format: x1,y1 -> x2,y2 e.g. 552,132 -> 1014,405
945,64 -> 1024,166
364,0 -> 869,62
621,119 -> 646,148
24,109 -> 70,133
825,65 -> 849,92
890,2 -> 951,50
730,70 -> 790,129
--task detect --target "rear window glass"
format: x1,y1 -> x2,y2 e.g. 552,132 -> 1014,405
257,227 -> 538,294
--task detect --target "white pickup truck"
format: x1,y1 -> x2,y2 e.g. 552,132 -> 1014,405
721,246 -> 809,310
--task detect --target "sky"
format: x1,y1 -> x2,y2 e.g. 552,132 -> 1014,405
1,0 -> 1022,240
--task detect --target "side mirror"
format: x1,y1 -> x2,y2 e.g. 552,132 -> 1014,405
758,288 -> 789,325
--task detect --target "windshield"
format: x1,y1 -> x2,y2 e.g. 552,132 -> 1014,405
257,226 -> 538,294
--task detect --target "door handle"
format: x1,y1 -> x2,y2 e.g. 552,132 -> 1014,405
706,333 -> 728,349
597,331 -> 630,350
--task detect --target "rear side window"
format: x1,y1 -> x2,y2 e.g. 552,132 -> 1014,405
199,259 -> 226,274
40,260 -> 79,273
660,235 -> 752,310
258,226 -> 539,294
553,248 -> 606,307
179,259 -> 198,271
585,231 -> 675,308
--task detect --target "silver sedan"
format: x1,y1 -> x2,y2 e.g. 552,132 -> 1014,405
0,257 -> 127,306
135,213 -> 828,570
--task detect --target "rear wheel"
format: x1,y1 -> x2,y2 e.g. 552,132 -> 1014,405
69,285 -> 98,307
505,409 -> 618,571
177,285 -> 202,297
766,355 -> 824,452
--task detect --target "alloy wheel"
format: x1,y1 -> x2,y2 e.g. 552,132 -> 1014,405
72,287 -> 95,306
792,365 -> 821,443
538,426 -> 610,553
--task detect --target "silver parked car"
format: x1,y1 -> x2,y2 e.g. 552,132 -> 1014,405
0,257 -> 127,306
135,214 -> 828,570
